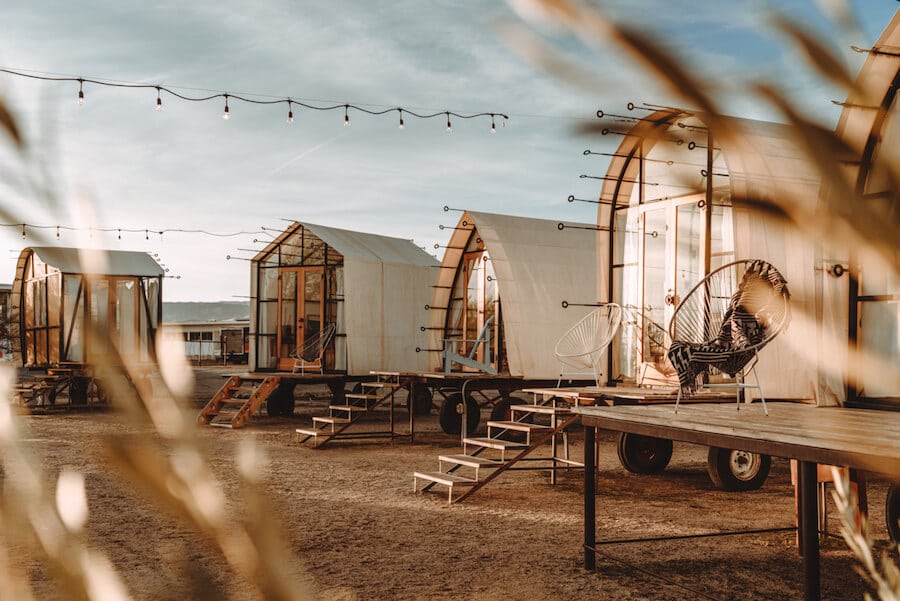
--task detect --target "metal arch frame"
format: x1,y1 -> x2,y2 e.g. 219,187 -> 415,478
600,109 -> 714,382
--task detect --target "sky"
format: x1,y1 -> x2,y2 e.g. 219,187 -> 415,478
0,1 -> 896,301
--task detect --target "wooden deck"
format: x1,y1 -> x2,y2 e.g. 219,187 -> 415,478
575,401 -> 900,478
573,401 -> 900,601
523,385 -> 737,406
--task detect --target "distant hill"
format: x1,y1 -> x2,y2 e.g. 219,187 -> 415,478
163,301 -> 249,324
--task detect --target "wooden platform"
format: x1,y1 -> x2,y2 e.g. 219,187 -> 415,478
573,401 -> 900,601
575,401 -> 900,477
523,385 -> 736,406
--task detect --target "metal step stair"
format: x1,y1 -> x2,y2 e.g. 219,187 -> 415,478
413,400 -> 582,503
196,375 -> 282,429
295,374 -> 407,448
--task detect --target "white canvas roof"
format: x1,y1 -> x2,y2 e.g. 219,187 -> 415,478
299,222 -> 437,267
429,211 -> 598,379
21,246 -> 164,277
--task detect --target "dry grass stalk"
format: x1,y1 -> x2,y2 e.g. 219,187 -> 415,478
0,95 -> 318,600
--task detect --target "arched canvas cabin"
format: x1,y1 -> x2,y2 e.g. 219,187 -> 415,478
249,221 -> 437,374
594,111 -> 834,402
427,211 -> 598,380
12,246 -> 164,367
832,10 -> 900,410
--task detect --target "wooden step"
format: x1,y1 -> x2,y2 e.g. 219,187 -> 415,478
312,416 -> 351,425
345,393 -> 379,401
509,404 -> 572,415
486,420 -> 553,433
438,454 -> 503,469
295,427 -> 327,437
413,471 -> 478,487
361,382 -> 400,389
463,437 -> 528,451
328,404 -> 369,412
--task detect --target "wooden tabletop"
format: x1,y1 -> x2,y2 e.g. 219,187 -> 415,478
574,401 -> 900,479
523,385 -> 734,405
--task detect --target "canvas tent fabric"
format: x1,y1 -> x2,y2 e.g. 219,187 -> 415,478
429,211 -> 599,380
250,221 -> 437,374
25,247 -> 165,277
830,10 -> 900,404
596,111 -> 835,403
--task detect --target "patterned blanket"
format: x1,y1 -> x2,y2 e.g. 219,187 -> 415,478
667,260 -> 790,394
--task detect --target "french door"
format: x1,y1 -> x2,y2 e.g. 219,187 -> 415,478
278,267 -> 324,360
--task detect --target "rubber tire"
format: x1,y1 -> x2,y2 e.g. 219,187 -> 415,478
706,447 -> 771,491
438,392 -> 480,435
69,377 -> 89,405
407,383 -> 433,416
616,433 -> 673,475
886,484 -> 900,543
489,395 -> 515,422
266,383 -> 295,417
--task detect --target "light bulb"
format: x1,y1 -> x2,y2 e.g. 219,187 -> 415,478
77,90 -> 84,106
344,108 -> 350,127
223,104 -> 230,120
490,120 -> 496,134
398,110 -> 404,129
156,96 -> 162,111
287,109 -> 294,123
446,112 -> 452,133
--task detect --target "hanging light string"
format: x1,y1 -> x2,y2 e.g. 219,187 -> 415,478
1,222 -> 265,240
0,68 -> 509,131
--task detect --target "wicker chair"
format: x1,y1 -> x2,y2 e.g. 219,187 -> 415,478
555,304 -> 622,386
291,323 -> 336,374
667,260 -> 791,414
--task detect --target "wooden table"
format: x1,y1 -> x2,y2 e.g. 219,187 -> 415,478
572,401 -> 900,601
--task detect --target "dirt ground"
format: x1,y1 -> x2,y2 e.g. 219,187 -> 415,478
12,366 -> 898,600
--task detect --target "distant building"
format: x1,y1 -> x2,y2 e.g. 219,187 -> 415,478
0,283 -> 11,362
161,301 -> 250,363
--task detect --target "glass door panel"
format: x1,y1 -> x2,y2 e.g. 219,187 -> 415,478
299,269 -> 323,345
279,270 -> 297,357
675,203 -> 703,306
641,208 -> 668,365
115,279 -> 137,358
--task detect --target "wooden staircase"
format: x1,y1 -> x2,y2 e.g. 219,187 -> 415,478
295,373 -> 405,448
196,375 -> 282,429
413,401 -> 581,503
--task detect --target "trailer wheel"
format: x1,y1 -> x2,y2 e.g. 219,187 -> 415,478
267,383 -> 295,417
69,377 -> 89,405
886,484 -> 900,543
438,392 -> 480,435
407,384 -> 433,416
616,433 -> 673,474
489,394 -> 516,422
706,447 -> 771,491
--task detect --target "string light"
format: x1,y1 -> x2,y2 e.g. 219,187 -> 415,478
398,109 -> 404,130
446,112 -> 452,133
0,68 -> 509,131
0,222 -> 265,240
287,99 -> 294,123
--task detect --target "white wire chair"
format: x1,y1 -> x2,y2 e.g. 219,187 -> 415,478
291,323 -> 336,374
667,259 -> 791,414
554,304 -> 623,386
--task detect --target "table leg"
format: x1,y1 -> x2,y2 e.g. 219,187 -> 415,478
584,424 -> 596,571
799,461 -> 821,601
